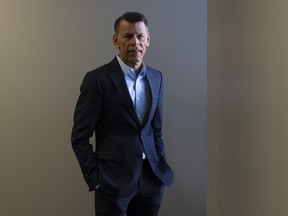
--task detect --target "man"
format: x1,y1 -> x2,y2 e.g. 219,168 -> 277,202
71,12 -> 174,216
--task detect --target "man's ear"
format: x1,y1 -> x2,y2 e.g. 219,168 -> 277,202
113,34 -> 119,48
146,32 -> 150,47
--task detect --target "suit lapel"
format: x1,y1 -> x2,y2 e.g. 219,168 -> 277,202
144,69 -> 158,126
109,58 -> 141,125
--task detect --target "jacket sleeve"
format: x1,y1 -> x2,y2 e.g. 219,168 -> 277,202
71,71 -> 102,191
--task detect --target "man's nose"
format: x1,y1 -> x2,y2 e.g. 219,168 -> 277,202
130,35 -> 140,45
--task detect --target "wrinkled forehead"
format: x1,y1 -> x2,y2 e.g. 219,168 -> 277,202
117,20 -> 149,35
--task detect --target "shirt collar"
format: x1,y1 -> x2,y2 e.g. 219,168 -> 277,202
116,55 -> 146,77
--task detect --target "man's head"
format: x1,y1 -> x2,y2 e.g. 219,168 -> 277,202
113,12 -> 150,71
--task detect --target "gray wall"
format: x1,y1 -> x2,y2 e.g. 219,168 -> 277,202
0,1 -> 207,215
208,0 -> 288,215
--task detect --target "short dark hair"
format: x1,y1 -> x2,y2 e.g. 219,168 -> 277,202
114,12 -> 149,34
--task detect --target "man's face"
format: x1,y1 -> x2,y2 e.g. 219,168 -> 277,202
113,20 -> 150,69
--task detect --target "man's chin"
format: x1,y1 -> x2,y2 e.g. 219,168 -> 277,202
129,58 -> 142,65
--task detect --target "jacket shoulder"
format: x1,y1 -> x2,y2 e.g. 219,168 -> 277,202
146,65 -> 163,81
85,57 -> 119,77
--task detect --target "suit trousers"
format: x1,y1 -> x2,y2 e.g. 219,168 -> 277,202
95,160 -> 165,216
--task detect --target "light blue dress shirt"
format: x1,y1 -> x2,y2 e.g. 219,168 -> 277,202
116,55 -> 151,124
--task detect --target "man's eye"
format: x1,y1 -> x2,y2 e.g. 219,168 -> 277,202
137,35 -> 145,40
124,35 -> 132,39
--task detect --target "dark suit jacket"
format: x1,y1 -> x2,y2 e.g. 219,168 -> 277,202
71,57 -> 174,196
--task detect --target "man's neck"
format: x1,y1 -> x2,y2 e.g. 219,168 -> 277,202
130,63 -> 142,74
121,59 -> 142,74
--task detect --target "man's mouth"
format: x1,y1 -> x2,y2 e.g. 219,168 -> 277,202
128,49 -> 141,54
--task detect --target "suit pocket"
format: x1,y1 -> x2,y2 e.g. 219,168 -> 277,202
97,151 -> 122,161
